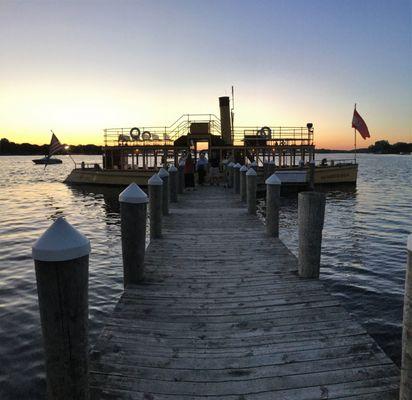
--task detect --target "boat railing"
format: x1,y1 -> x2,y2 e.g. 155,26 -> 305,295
104,113 -> 222,146
75,162 -> 103,170
103,116 -> 313,148
316,158 -> 356,167
232,126 -> 314,146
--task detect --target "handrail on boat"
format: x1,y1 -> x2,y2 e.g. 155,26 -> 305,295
75,162 -> 103,170
104,113 -> 223,146
315,158 -> 356,166
103,114 -> 313,148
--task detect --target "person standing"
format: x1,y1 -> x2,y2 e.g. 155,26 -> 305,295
196,152 -> 208,186
178,151 -> 187,165
184,153 -> 195,190
209,155 -> 220,186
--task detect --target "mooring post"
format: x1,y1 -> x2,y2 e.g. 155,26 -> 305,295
119,182 -> 148,286
298,191 -> 326,278
233,163 -> 241,194
148,173 -> 163,239
246,168 -> 257,215
308,160 -> 315,191
263,162 -> 269,180
250,160 -> 258,171
158,167 -> 169,215
400,235 -> 412,399
32,217 -> 90,400
265,173 -> 282,237
239,165 -> 248,202
178,160 -> 185,194
227,162 -> 234,188
168,165 -> 178,203
268,160 -> 276,177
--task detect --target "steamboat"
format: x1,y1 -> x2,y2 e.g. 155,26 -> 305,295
65,96 -> 357,190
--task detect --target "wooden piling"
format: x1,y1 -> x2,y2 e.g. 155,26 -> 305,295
239,165 -> 248,202
158,167 -> 169,215
119,183 -> 148,286
298,191 -> 326,278
308,160 -> 315,191
263,161 -> 275,180
178,161 -> 185,194
268,160 -> 276,177
246,167 -> 257,215
227,162 -> 234,188
32,217 -> 90,400
265,173 -> 281,237
400,235 -> 412,399
263,162 -> 269,180
233,163 -> 241,194
148,174 -> 163,239
168,165 -> 178,203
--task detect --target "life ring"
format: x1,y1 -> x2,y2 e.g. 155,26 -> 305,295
259,126 -> 272,138
130,127 -> 141,140
142,131 -> 151,140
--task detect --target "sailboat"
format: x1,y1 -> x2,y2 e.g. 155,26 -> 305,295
33,132 -> 64,165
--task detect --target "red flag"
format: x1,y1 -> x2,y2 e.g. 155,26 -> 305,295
49,133 -> 64,155
352,108 -> 370,140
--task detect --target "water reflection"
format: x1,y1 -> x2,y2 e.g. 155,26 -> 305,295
0,154 -> 410,399
67,184 -> 122,215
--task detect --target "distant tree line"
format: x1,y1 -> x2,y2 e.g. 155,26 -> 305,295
0,138 -> 102,155
317,140 -> 411,154
367,140 -> 411,154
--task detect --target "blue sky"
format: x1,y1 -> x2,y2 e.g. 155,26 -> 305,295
0,0 -> 411,148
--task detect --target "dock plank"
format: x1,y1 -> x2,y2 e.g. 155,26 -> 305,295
90,185 -> 399,398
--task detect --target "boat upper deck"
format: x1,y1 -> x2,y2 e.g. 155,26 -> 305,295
103,113 -> 314,149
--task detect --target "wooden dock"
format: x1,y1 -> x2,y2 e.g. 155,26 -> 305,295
89,186 -> 399,399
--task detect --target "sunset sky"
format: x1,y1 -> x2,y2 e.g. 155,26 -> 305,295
0,0 -> 411,149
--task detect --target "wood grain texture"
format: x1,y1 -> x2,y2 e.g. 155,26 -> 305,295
90,185 -> 399,399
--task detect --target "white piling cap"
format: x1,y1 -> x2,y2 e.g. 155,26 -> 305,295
148,173 -> 163,186
240,165 -> 248,172
32,217 -> 91,262
265,173 -> 282,185
251,161 -> 257,166
246,168 -> 257,176
158,167 -> 169,178
119,182 -> 148,204
234,163 -> 241,169
228,162 -> 235,167
178,160 -> 186,167
168,165 -> 178,172
408,234 -> 412,252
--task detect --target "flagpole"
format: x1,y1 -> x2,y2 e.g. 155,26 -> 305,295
354,103 -> 357,164
68,153 -> 76,166
354,128 -> 357,163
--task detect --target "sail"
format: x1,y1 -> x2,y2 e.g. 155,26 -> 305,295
49,133 -> 64,156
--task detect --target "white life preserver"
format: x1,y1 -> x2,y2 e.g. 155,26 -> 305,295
130,127 -> 141,140
142,131 -> 151,140
259,126 -> 272,138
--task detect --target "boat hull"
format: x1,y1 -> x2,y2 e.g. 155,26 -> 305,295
65,169 -> 155,186
314,164 -> 358,184
65,164 -> 358,188
33,158 -> 62,165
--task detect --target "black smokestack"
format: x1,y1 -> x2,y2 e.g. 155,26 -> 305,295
219,96 -> 232,145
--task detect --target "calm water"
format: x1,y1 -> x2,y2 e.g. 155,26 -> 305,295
0,154 -> 411,399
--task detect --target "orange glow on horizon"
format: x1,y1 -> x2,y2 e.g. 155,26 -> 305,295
1,84 -> 409,150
